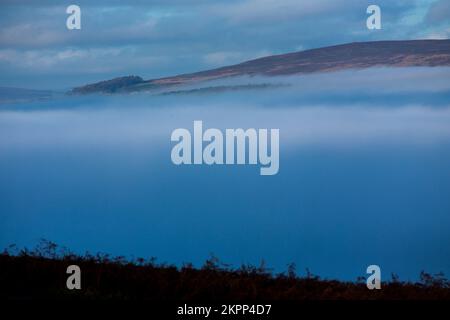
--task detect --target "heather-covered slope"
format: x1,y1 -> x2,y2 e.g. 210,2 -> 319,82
70,40 -> 450,94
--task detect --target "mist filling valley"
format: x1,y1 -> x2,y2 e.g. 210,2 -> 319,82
1,67 -> 450,280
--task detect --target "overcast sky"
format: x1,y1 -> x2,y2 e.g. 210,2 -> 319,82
0,0 -> 449,89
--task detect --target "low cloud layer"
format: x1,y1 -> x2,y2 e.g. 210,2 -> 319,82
1,67 -> 449,149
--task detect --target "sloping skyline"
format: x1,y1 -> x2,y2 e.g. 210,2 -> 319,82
0,0 -> 449,89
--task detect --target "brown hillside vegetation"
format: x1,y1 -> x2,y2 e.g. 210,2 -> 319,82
70,39 -> 450,94
1,240 -> 449,301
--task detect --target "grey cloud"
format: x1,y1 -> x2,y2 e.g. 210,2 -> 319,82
0,0 -> 448,89
426,0 -> 450,24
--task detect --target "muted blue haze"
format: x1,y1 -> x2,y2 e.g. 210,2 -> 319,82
1,68 -> 450,280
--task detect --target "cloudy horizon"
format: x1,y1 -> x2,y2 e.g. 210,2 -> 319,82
0,0 -> 449,90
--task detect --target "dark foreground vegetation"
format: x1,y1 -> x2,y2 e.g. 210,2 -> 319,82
1,240 -> 449,301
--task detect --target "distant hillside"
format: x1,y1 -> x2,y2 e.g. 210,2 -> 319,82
70,76 -> 144,95
71,39 -> 450,94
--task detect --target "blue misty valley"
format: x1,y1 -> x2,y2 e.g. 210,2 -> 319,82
0,68 -> 450,280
